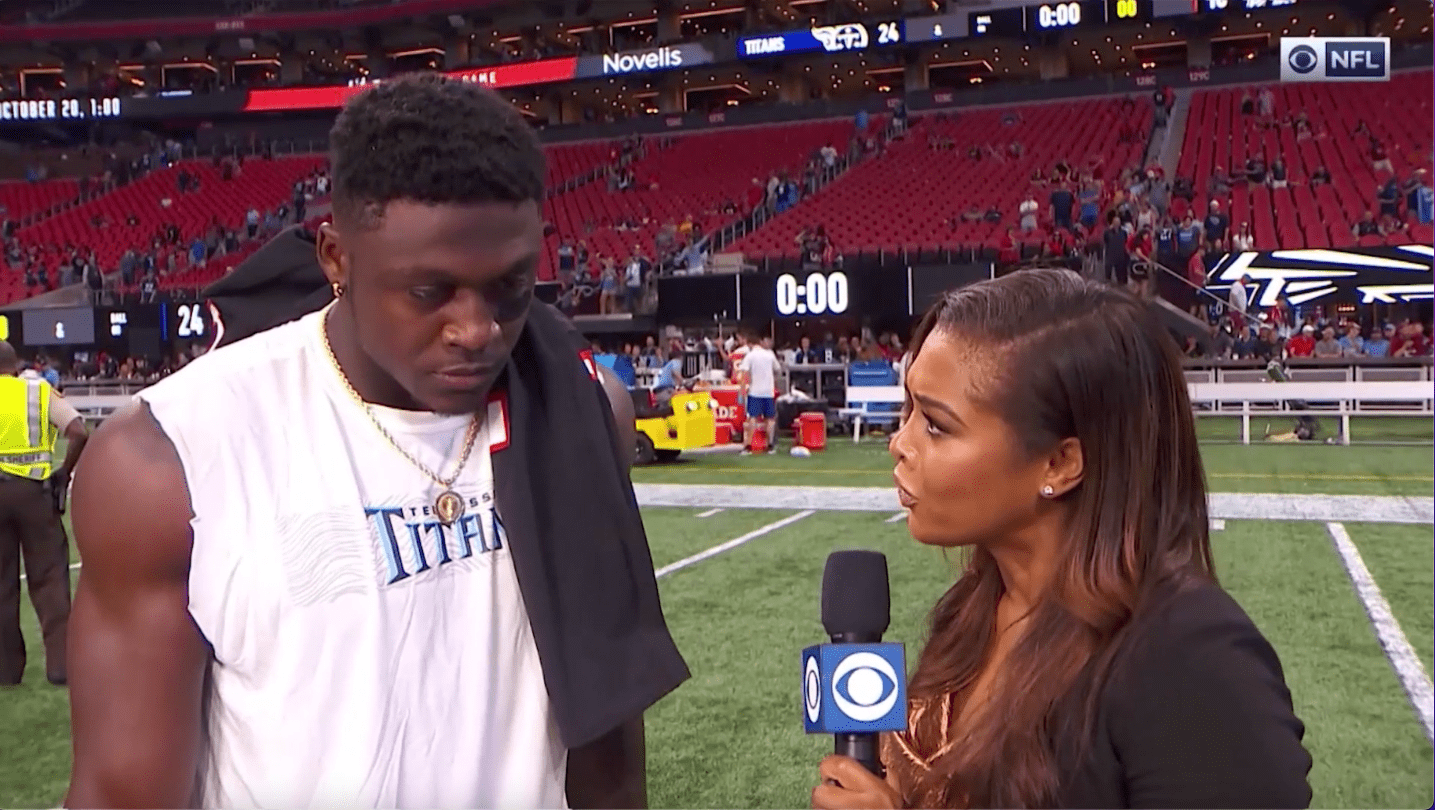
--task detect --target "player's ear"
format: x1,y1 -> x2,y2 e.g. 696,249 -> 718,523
316,222 -> 347,291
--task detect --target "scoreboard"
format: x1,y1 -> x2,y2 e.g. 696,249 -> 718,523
910,0 -> 1295,40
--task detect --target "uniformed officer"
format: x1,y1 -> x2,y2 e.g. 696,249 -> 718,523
0,341 -> 89,686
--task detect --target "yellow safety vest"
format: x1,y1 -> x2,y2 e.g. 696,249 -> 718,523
0,376 -> 55,480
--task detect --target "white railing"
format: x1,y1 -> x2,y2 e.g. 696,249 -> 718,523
1188,380 -> 1434,445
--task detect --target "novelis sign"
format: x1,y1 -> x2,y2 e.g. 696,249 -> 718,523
588,43 -> 713,77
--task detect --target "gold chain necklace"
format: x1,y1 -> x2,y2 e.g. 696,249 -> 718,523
319,308 -> 482,526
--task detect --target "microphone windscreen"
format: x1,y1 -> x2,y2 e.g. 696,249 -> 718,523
821,550 -> 891,637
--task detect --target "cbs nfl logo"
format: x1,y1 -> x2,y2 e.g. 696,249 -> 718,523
1280,37 -> 1390,83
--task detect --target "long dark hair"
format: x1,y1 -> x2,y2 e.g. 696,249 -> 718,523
896,269 -> 1215,808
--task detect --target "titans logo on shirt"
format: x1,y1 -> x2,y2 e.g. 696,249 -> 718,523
364,494 -> 509,586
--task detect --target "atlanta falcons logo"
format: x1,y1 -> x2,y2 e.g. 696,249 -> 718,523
1204,244 -> 1433,306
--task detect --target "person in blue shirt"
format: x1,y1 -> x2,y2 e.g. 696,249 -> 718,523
652,355 -> 686,408
39,359 -> 60,391
1175,214 -> 1202,261
1363,325 -> 1393,357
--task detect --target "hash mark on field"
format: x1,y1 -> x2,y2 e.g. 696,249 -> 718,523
885,512 -> 908,523
1210,519 -> 1226,531
1326,521 -> 1435,743
656,510 -> 815,579
19,561 -> 81,582
695,508 -> 725,518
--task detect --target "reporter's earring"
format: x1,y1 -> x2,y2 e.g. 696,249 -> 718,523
1041,485 -> 1055,498
331,281 -> 345,298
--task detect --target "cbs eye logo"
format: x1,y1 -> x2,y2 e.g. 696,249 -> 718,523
831,651 -> 900,721
1287,44 -> 1319,75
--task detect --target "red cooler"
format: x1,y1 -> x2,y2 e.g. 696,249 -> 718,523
798,412 -> 827,451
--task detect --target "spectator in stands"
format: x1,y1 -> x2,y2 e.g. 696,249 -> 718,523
623,248 -> 646,311
1101,211 -> 1129,287
1231,222 -> 1255,252
1405,170 -> 1433,224
1203,201 -> 1229,252
1205,321 -> 1234,359
1126,225 -> 1153,298
1049,182 -> 1075,231
1208,167 -> 1231,198
1390,322 -> 1430,357
1310,165 -> 1332,186
1371,140 -> 1394,175
1267,158 -> 1289,189
1175,213 -> 1202,266
1251,327 -> 1282,363
1076,179 -> 1101,230
1379,212 -> 1408,237
598,258 -> 618,315
1333,324 -> 1365,357
1378,177 -> 1402,221
1147,171 -> 1170,219
1018,193 -> 1039,232
245,206 -> 260,239
556,238 -> 576,282
1312,326 -> 1343,359
1352,211 -> 1380,238
1363,324 -> 1393,357
1286,324 -> 1316,357
1257,87 -> 1275,119
1227,273 -> 1253,338
1244,155 -> 1266,185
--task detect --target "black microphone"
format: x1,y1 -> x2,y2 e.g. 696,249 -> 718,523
802,550 -> 906,777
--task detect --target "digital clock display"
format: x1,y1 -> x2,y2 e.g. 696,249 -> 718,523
0,96 -> 122,122
776,272 -> 850,317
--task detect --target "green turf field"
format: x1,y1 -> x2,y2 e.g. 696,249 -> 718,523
2,440 -> 1431,809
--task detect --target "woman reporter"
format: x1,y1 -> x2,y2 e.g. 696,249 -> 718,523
811,269 -> 1311,809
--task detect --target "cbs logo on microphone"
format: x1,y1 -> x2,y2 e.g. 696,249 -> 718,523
802,643 -> 908,734
1280,37 -> 1389,83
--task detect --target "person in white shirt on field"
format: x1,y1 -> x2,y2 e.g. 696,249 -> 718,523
739,334 -> 783,454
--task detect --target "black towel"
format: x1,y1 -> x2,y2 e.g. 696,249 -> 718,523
201,228 -> 690,749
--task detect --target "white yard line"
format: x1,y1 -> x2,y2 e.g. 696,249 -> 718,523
695,508 -> 725,518
19,561 -> 81,582
1325,522 -> 1435,743
655,510 -> 816,579
885,512 -> 908,523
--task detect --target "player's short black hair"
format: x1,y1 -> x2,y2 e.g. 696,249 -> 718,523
329,72 -> 545,228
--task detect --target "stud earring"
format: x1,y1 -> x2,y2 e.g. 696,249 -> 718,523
1041,485 -> 1055,497
331,282 -> 345,298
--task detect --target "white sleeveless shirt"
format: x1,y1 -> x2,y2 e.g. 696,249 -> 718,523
136,307 -> 567,809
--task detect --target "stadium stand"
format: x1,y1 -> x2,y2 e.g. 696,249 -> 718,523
0,179 -> 81,223
539,120 -> 855,280
1178,70 -> 1434,249
12,155 -> 326,271
728,98 -> 1153,262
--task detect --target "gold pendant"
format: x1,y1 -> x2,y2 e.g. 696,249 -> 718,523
434,490 -> 465,525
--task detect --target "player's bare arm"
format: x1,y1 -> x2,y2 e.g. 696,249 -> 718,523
64,400 -> 210,809
566,717 -> 648,809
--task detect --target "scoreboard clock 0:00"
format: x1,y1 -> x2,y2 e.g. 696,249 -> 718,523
775,271 -> 851,317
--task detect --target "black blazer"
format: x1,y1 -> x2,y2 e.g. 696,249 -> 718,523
1056,579 -> 1313,808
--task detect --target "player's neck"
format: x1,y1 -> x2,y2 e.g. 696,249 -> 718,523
324,307 -> 425,412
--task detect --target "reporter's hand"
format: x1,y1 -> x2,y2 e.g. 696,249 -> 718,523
811,755 -> 901,810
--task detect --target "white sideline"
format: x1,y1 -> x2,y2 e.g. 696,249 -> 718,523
1325,521 -> 1435,743
695,508 -> 725,518
654,510 -> 815,580
885,512 -> 908,523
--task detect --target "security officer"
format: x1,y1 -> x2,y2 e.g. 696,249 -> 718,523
0,341 -> 88,686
